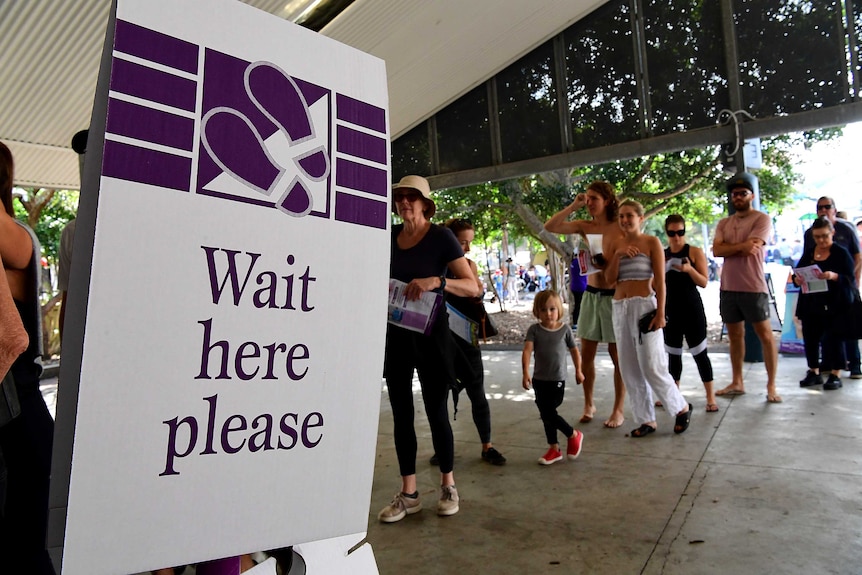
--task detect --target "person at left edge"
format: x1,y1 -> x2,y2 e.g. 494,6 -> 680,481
378,175 -> 481,523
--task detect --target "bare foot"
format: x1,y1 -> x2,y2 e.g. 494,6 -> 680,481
580,405 -> 597,423
766,385 -> 782,403
603,410 -> 625,428
716,384 -> 745,396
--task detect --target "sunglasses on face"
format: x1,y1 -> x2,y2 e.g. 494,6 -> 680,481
817,203 -> 833,210
731,190 -> 751,198
812,233 -> 831,240
394,192 -> 421,203
666,229 -> 685,237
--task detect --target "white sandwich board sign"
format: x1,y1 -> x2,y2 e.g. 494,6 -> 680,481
48,1 -> 389,573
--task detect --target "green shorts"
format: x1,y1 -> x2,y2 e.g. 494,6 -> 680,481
577,289 -> 616,343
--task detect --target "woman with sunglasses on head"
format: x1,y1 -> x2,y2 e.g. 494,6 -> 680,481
425,218 -> 506,467
793,217 -> 856,391
378,175 -> 482,523
663,215 -> 717,412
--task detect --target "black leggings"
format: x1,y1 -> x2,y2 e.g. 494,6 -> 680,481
664,304 -> 713,383
451,334 -> 491,444
0,385 -> 56,575
533,379 -> 573,445
384,319 -> 456,476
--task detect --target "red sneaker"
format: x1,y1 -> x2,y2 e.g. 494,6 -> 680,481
567,430 -> 584,460
538,447 -> 563,465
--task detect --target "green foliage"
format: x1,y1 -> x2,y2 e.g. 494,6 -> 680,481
13,188 -> 78,264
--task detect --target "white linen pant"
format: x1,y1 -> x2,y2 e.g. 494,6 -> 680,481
612,296 -> 688,426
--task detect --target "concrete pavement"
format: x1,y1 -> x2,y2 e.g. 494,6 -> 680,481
366,349 -> 862,575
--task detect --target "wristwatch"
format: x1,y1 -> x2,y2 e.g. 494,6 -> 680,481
439,275 -> 447,291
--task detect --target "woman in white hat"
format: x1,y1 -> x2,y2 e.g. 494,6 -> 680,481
378,175 -> 481,523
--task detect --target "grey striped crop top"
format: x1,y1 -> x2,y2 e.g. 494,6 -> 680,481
618,253 -> 653,281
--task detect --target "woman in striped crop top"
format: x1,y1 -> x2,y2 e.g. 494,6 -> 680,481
605,200 -> 692,438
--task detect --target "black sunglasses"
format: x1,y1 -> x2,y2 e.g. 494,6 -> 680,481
817,203 -> 833,210
666,229 -> 685,237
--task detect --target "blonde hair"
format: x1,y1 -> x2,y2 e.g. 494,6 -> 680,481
618,199 -> 644,217
532,289 -> 563,319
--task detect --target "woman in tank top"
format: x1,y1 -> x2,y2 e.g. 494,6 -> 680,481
605,200 -> 691,438
663,214 -> 716,412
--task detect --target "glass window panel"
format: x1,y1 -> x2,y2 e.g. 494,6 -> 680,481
497,40 -> 562,163
564,0 -> 641,149
436,84 -> 492,173
735,0 -> 846,116
391,121 -> 431,179
642,0 -> 729,134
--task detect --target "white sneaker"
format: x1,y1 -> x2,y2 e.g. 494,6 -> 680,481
377,492 -> 421,523
437,485 -> 459,516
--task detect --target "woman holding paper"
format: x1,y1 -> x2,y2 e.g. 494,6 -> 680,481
379,175 -> 481,523
663,214 -> 717,412
793,217 -> 856,390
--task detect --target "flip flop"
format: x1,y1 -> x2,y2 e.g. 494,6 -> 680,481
716,388 -> 745,397
766,394 -> 783,403
706,403 -> 719,413
630,424 -> 656,438
579,414 -> 593,423
674,403 -> 693,434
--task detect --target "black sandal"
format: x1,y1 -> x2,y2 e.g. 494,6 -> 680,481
674,403 -> 693,434
631,424 -> 656,438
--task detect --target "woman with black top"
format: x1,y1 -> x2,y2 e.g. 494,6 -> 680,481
0,141 -> 56,574
794,217 -> 856,391
663,214 -> 717,412
378,176 -> 481,523
438,218 -> 505,466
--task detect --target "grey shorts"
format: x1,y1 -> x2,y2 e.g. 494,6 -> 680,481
719,291 -> 769,324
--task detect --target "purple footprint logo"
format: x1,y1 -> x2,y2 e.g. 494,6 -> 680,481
200,61 -> 330,217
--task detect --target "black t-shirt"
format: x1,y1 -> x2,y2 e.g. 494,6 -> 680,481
390,223 -> 463,290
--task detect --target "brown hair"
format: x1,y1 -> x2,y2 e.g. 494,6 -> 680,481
0,142 -> 14,216
619,199 -> 644,217
586,180 -> 619,221
532,289 -> 563,319
811,216 -> 834,233
664,214 -> 685,229
445,218 -> 474,235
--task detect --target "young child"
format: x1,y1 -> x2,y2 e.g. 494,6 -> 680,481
522,290 -> 585,465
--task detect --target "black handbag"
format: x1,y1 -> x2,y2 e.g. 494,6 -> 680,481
0,371 -> 20,428
637,309 -> 662,343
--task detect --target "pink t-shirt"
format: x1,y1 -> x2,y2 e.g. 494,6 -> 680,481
714,210 -> 771,293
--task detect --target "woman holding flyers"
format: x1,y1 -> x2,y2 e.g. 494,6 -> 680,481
379,175 -> 481,523
793,217 -> 856,391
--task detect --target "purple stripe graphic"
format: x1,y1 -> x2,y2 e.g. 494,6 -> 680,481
115,19 -> 198,74
106,98 -> 195,151
336,125 -> 387,164
103,140 -> 191,192
334,192 -> 387,229
335,159 -> 387,196
110,58 -> 197,112
336,94 -> 386,134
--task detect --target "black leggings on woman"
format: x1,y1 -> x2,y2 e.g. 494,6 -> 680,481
451,334 -> 492,444
384,316 -> 456,476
